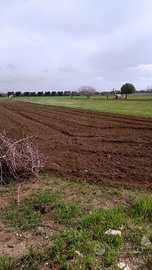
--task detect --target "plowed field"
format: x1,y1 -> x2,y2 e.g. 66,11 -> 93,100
0,100 -> 152,189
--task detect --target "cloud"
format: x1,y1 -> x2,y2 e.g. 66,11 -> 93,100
6,64 -> 17,69
136,64 -> 152,71
94,77 -> 103,81
59,67 -> 77,73
43,69 -> 49,73
125,64 -> 152,71
1,0 -> 152,92
138,77 -> 146,81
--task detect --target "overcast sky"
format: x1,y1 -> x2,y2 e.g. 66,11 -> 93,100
1,0 -> 152,93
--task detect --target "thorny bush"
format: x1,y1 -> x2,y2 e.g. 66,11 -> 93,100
0,131 -> 45,185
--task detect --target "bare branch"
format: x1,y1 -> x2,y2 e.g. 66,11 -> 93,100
0,131 -> 45,185
78,86 -> 96,99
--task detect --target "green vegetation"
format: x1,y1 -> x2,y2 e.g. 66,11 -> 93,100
0,176 -> 151,269
3,202 -> 41,230
11,95 -> 152,117
0,97 -> 7,100
130,195 -> 152,220
121,83 -> 136,98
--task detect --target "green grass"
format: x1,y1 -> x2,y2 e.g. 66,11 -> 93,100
3,202 -> 42,230
128,95 -> 152,99
11,95 -> 152,117
0,177 -> 152,269
0,97 -> 8,100
0,256 -> 20,270
130,195 -> 152,220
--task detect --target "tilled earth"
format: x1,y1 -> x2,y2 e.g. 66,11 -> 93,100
0,100 -> 152,189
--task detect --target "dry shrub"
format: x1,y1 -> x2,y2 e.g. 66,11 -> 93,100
0,131 -> 45,185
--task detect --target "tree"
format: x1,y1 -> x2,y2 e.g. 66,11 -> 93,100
120,83 -> 136,99
15,91 -> 21,97
30,92 -> 36,96
45,92 -> 50,96
7,92 -> 14,97
78,86 -> 96,99
37,92 -> 43,96
145,86 -> 152,92
64,91 -> 71,96
58,91 -> 63,96
70,91 -> 77,99
23,92 -> 30,96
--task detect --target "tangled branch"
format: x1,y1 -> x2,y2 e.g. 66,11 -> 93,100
0,131 -> 45,185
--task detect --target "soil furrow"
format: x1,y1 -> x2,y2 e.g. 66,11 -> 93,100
0,100 -> 152,189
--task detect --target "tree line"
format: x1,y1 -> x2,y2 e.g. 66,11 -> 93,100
1,83 -> 152,99
6,91 -> 67,97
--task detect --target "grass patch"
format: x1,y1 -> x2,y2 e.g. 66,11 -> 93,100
12,96 -> 152,117
0,97 -> 8,100
130,195 -> 152,220
0,176 -> 152,269
3,203 -> 42,230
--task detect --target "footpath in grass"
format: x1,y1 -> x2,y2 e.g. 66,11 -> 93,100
0,175 -> 152,270
12,95 -> 152,118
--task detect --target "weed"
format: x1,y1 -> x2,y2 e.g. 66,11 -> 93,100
104,205 -> 126,229
80,207 -> 104,229
44,172 -> 50,178
32,189 -> 60,204
18,245 -> 50,269
0,256 -> 20,270
54,203 -> 81,224
3,203 -> 41,230
76,179 -> 87,186
130,195 -> 152,220
22,186 -> 31,191
149,231 -> 152,242
0,189 -> 10,195
0,177 -> 151,269
129,193 -> 137,201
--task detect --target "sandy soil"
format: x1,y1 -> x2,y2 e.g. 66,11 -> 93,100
0,100 -> 152,189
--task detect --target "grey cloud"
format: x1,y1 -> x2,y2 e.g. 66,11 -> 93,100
6,64 -> 17,69
43,69 -> 49,73
55,78 -> 65,82
59,67 -> 77,73
1,0 -> 152,92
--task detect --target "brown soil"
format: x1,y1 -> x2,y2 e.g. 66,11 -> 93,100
0,100 -> 152,189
